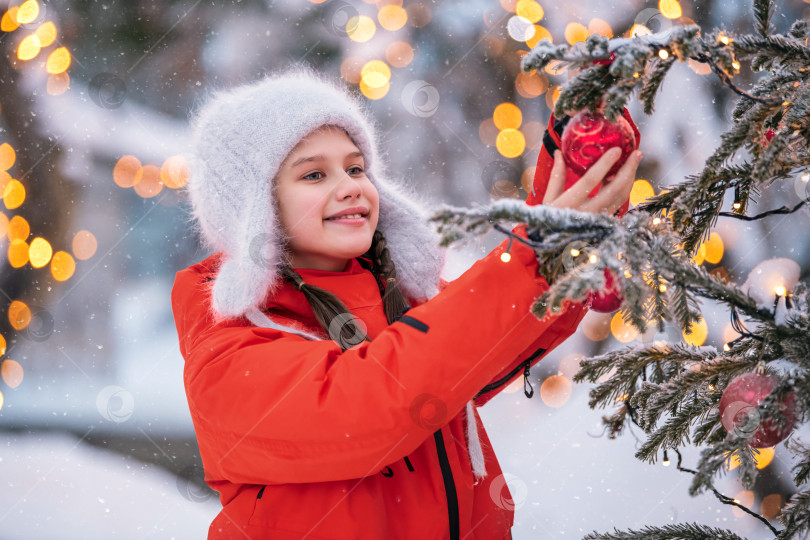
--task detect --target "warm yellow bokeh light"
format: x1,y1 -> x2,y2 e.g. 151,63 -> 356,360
46,47 -> 71,75
3,179 -> 25,210
500,0 -> 518,12
582,311 -> 612,341
540,374 -> 572,408
629,179 -> 655,206
360,60 -> 391,89
8,300 -> 31,331
359,78 -> 389,100
133,164 -> 163,198
493,102 -> 522,130
682,318 -> 708,347
659,0 -> 683,19
526,24 -> 551,48
496,129 -> 526,158
113,155 -> 143,188
1,8 -> 19,32
15,0 -> 39,24
516,0 -> 543,23
34,21 -> 56,46
0,334 -> 6,356
72,230 -> 97,261
688,58 -> 712,75
564,22 -> 589,45
339,56 -> 364,84
386,41 -> 414,68
704,232 -> 724,264
28,237 -> 52,268
630,24 -> 652,37
378,4 -> 407,31
17,33 -> 41,61
7,215 -> 29,241
51,250 -> 76,281
0,143 -> 15,171
0,390 -> 4,411
8,239 -> 29,268
160,155 -> 189,189
761,493 -> 783,520
692,242 -> 707,265
347,15 -> 376,42
1,359 -> 23,388
515,71 -> 548,98
588,18 -> 613,38
478,118 -> 498,147
731,490 -> 755,518
0,212 -> 8,240
611,312 -> 639,343
47,72 -> 70,95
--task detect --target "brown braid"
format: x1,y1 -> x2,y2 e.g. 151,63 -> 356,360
365,230 -> 411,323
279,266 -> 370,351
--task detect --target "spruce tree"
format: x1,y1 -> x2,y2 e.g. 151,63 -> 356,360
432,1 -> 809,537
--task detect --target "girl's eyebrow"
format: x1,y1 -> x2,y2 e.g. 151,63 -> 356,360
289,151 -> 364,168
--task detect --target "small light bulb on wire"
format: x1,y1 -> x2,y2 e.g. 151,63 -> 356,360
652,217 -> 661,225
658,49 -> 669,60
802,172 -> 810,183
663,450 -> 671,467
719,35 -> 730,45
589,254 -> 598,264
570,248 -> 580,257
775,285 -> 787,297
500,252 -> 511,263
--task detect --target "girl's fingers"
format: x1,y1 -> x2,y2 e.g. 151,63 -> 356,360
543,150 -> 566,204
581,150 -> 642,213
553,147 -> 621,207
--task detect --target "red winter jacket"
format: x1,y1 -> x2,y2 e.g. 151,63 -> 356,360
172,226 -> 586,539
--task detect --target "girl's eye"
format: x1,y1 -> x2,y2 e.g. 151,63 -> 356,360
347,165 -> 365,175
302,171 -> 323,181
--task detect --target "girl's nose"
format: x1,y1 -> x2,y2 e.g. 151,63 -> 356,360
335,172 -> 363,200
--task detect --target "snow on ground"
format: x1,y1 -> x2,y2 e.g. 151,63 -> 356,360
0,430 -> 219,539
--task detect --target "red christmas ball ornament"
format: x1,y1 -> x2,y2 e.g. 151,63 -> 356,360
588,268 -> 623,313
560,110 -> 636,215
719,372 -> 796,448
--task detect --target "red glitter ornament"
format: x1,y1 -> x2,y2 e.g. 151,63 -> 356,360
719,371 -> 796,448
588,268 -> 623,313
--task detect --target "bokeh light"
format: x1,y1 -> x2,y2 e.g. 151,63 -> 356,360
611,311 -> 639,343
340,56 -> 364,84
51,250 -> 76,281
761,493 -> 784,520
659,0 -> 683,19
682,318 -> 707,347
113,155 -> 143,188
515,71 -> 548,98
564,22 -> 588,45
540,374 -> 573,408
0,143 -> 15,170
731,490 -> 755,518
3,179 -> 25,210
46,46 -> 71,74
28,237 -> 52,268
493,102 -> 522,130
361,60 -> 391,89
478,118 -> 499,147
8,300 -> 31,331
347,15 -> 376,42
17,33 -> 41,61
133,164 -> 163,198
160,155 -> 189,189
629,179 -> 655,206
1,359 -> 23,388
386,41 -> 414,68
72,230 -> 97,261
8,239 -> 29,268
34,21 -> 56,46
516,0 -> 543,23
7,215 -> 29,241
46,72 -> 70,95
359,78 -> 389,100
525,25 -> 552,48
496,129 -> 526,158
1,8 -> 19,32
378,4 -> 407,31
405,3 -> 431,27
704,232 -> 724,264
15,0 -> 39,24
588,18 -> 613,38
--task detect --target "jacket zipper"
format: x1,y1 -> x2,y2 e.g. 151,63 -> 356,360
433,429 -> 459,540
474,347 -> 546,400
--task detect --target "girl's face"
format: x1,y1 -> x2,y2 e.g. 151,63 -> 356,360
275,126 -> 380,271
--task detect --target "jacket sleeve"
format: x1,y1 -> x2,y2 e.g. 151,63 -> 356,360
173,230 -> 562,486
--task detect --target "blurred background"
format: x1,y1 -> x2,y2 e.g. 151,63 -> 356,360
0,0 -> 808,537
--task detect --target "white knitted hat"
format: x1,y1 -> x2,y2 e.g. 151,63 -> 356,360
186,65 -> 446,327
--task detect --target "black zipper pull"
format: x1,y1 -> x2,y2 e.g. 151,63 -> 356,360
523,361 -> 534,398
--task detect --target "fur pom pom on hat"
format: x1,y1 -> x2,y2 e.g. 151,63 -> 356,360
185,65 -> 446,324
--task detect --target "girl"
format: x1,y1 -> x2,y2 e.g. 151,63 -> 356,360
171,65 -> 641,539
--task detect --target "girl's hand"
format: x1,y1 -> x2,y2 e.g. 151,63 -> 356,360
542,148 -> 642,215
